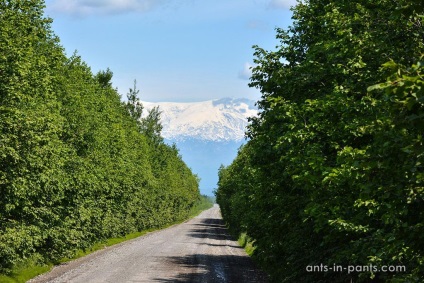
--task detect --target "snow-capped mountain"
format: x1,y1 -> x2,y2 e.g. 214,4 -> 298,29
140,97 -> 257,196
141,98 -> 257,142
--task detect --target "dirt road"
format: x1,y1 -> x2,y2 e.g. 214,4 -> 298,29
29,205 -> 267,283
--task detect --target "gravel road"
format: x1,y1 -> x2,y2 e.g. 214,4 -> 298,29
29,205 -> 267,283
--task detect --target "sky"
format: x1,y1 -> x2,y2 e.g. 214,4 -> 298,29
44,0 -> 296,102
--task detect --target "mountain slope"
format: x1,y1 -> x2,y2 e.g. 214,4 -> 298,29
142,98 -> 257,142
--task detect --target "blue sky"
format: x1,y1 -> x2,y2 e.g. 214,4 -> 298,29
44,0 -> 295,102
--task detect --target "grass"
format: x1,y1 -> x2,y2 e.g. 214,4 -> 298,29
0,257 -> 52,283
238,232 -> 256,256
0,195 -> 214,283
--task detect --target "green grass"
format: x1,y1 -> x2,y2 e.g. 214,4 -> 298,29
0,257 -> 53,283
59,229 -> 158,264
0,195 -> 214,283
238,232 -> 256,256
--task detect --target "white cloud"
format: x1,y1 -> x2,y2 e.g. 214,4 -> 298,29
238,62 -> 255,80
49,0 -> 166,16
269,0 -> 297,9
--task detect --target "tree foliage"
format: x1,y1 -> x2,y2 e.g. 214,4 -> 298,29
0,0 -> 199,273
216,0 -> 424,282
124,80 -> 143,126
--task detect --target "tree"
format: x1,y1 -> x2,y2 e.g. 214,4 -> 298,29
217,0 -> 424,282
0,0 -> 69,270
123,80 -> 164,144
124,80 -> 143,126
140,106 -> 164,145
0,1 -> 200,275
95,68 -> 114,88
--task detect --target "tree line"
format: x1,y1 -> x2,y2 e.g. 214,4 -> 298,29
0,0 -> 199,274
216,0 -> 423,282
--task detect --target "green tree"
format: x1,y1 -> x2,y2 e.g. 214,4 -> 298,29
141,106 -> 164,145
124,80 -> 143,126
123,80 -> 164,144
0,0 -> 70,270
217,0 -> 424,282
0,0 -> 200,275
95,68 -> 114,88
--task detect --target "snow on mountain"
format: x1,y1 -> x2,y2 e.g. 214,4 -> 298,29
141,98 -> 257,142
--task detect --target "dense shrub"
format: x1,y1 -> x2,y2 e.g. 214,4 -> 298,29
0,0 -> 199,273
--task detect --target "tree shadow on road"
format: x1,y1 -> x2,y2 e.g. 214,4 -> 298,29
153,217 -> 268,283
153,254 -> 267,283
187,218 -> 233,241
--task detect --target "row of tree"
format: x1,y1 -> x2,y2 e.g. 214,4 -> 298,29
0,0 -> 199,273
216,0 -> 423,282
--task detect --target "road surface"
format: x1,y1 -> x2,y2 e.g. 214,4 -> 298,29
29,205 -> 267,283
